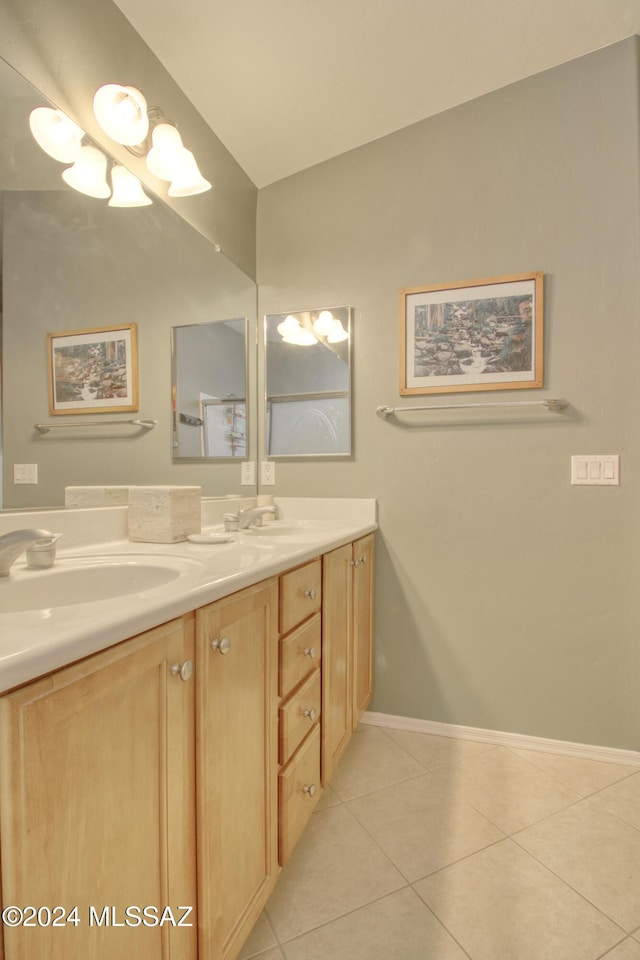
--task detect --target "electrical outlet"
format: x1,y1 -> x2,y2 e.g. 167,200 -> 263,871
241,461 -> 256,485
261,460 -> 276,486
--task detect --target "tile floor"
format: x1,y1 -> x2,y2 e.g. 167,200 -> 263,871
240,723 -> 640,960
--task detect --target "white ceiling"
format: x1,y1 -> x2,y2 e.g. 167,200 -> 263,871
112,0 -> 640,188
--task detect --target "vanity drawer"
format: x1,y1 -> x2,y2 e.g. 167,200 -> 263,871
279,559 -> 322,635
279,613 -> 321,697
279,668 -> 321,765
278,724 -> 321,865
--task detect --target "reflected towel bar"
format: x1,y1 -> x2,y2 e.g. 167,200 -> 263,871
376,399 -> 567,419
35,418 -> 158,434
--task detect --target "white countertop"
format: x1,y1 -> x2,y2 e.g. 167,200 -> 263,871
0,498 -> 377,694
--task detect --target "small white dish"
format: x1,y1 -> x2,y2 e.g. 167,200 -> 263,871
187,533 -> 233,544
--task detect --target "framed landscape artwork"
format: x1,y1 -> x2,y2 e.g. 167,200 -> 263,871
47,324 -> 139,415
400,272 -> 543,396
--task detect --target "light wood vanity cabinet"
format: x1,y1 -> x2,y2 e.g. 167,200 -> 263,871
277,560 -> 322,865
195,579 -> 279,960
0,532 -> 374,960
322,534 -> 376,784
0,616 -> 198,960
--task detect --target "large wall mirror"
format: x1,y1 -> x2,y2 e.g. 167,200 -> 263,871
0,56 -> 258,509
172,319 -> 248,459
265,306 -> 352,457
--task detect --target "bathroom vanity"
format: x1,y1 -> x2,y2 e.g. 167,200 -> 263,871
0,500 -> 375,959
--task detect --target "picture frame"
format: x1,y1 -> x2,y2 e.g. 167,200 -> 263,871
47,324 -> 139,415
399,272 -> 543,396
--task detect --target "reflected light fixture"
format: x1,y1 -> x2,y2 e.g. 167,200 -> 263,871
312,310 -> 336,337
62,145 -> 111,199
93,83 -> 149,146
311,309 -> 349,342
109,164 -> 152,207
327,323 -> 349,343
28,107 -> 84,162
277,315 -> 318,346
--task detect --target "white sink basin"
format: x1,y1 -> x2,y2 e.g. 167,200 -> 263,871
241,520 -> 342,541
0,555 -> 203,613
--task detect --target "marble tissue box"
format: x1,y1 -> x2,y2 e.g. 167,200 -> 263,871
128,486 -> 201,543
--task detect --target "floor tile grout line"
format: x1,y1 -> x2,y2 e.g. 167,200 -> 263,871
509,833 -> 634,935
266,882 -> 412,950
376,724 -> 501,774
504,744 -> 640,801
593,934 -> 638,960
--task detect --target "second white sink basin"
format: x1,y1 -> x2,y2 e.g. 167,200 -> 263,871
0,555 -> 203,613
241,520 -> 343,540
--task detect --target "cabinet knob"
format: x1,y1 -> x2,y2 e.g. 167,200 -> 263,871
211,636 -> 232,655
359,555 -> 367,564
303,646 -> 317,659
303,783 -> 317,797
303,588 -> 317,600
303,707 -> 317,721
350,559 -> 360,567
170,660 -> 194,682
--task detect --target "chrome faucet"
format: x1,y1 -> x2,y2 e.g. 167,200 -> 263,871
0,529 -> 58,576
237,506 -> 276,529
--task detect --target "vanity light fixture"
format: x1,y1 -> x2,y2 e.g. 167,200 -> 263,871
94,84 -> 212,198
277,315 -> 318,346
28,107 -> 85,162
61,145 -> 111,199
93,84 -> 149,146
311,310 -> 349,343
109,164 -> 153,207
312,310 -> 337,337
326,322 -> 349,343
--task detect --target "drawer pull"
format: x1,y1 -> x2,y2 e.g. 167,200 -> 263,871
303,646 -> 317,659
211,636 -> 232,655
303,783 -> 317,797
170,660 -> 194,682
303,707 -> 317,721
303,587 -> 317,600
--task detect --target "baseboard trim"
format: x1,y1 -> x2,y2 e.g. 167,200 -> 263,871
360,711 -> 640,767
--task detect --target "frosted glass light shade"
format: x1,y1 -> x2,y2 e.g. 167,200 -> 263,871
109,165 -> 152,207
312,310 -> 336,337
62,146 -> 111,198
29,107 -> 84,162
93,84 -> 149,145
277,315 -> 301,337
283,328 -> 318,346
327,323 -> 349,343
145,123 -> 187,180
168,150 -> 212,197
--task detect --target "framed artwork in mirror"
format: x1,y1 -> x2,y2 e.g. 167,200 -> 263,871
47,323 -> 138,415
400,272 -> 543,396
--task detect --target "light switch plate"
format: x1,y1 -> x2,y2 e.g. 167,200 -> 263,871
571,455 -> 619,485
14,463 -> 38,484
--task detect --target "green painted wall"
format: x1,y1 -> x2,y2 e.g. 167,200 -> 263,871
257,39 -> 640,751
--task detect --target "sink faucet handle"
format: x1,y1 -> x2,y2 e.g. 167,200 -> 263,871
25,533 -> 63,570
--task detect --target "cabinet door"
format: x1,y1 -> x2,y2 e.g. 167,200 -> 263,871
352,534 -> 375,726
196,579 -> 279,960
321,543 -> 353,785
0,617 -> 197,960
